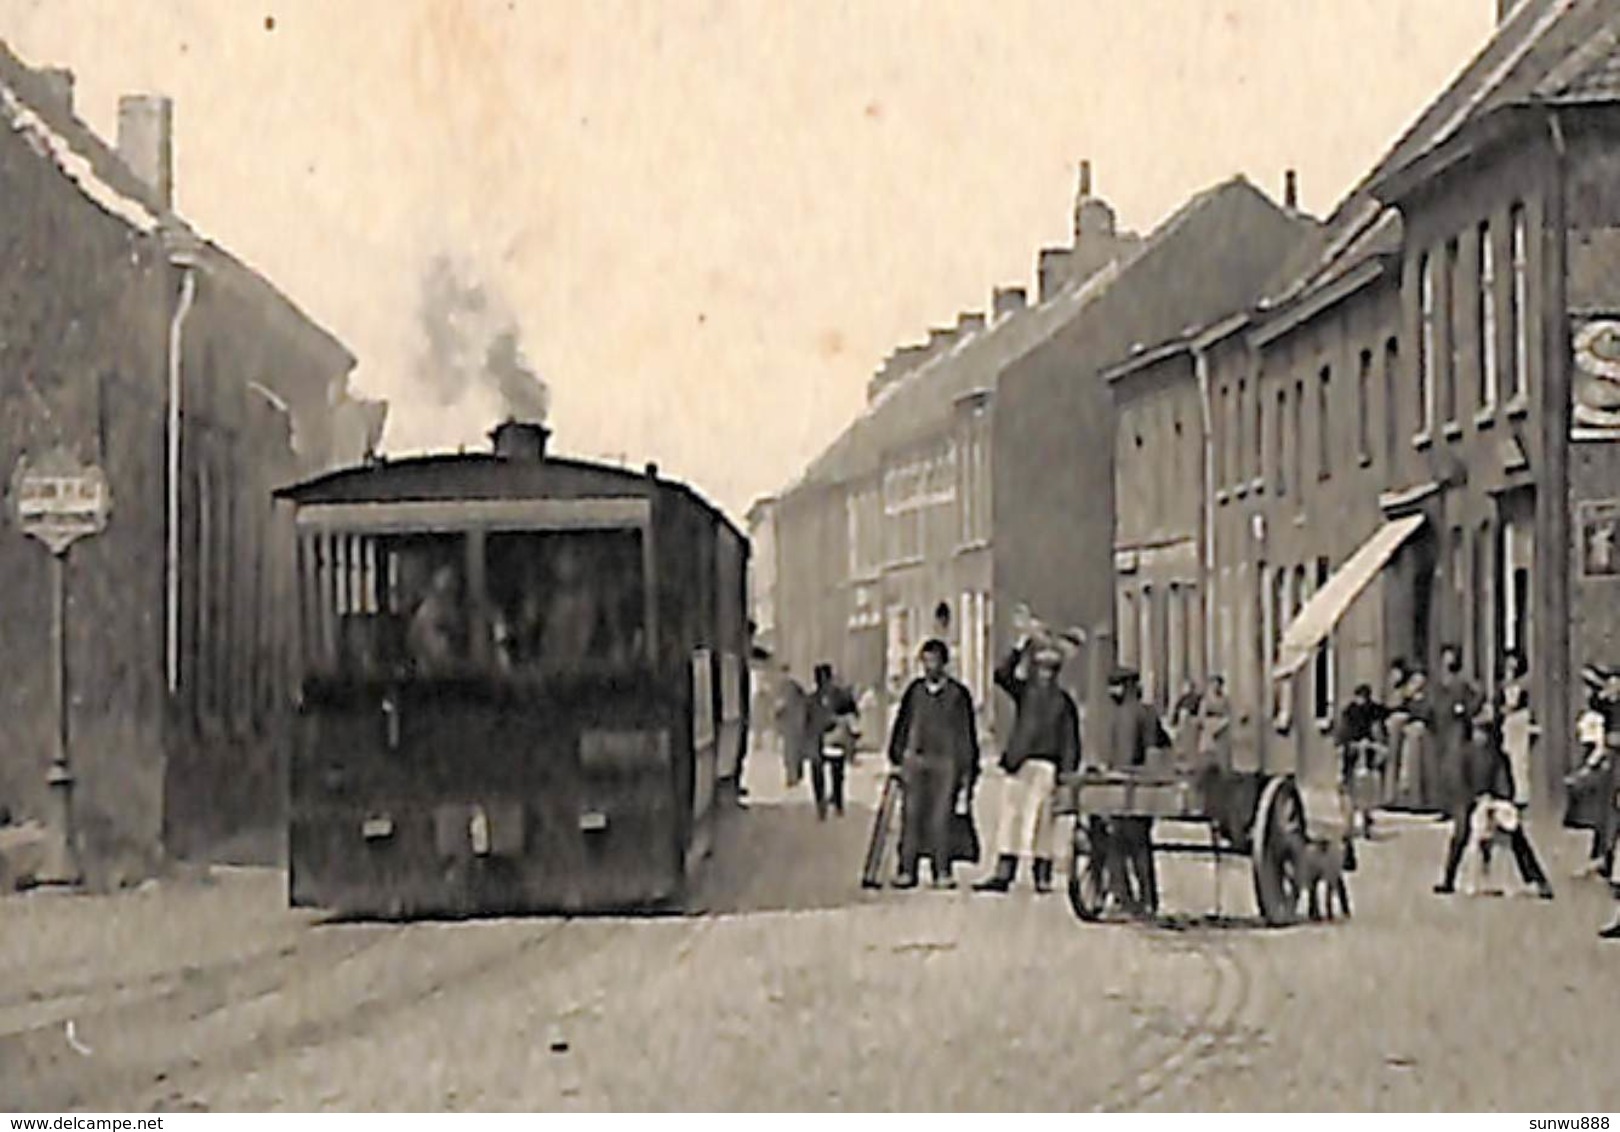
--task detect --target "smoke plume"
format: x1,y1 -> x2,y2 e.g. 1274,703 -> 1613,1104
413,253 -> 550,422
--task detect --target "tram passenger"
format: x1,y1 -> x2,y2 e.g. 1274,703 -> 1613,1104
407,564 -> 465,673
1106,667 -> 1170,916
973,636 -> 1080,894
540,543 -> 602,663
887,639 -> 979,890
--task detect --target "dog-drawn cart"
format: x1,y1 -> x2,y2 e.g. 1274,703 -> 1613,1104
1052,764 -> 1314,926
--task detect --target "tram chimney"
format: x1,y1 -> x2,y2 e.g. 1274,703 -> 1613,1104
490,418 -> 550,461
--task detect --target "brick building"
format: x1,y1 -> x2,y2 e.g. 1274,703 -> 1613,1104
1111,0 -> 1620,806
770,166 -> 1308,740
0,44 -> 383,883
771,165 -> 1141,731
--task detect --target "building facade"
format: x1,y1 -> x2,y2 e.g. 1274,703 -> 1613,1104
773,168 -> 1309,742
0,45 -> 382,882
772,165 -> 1140,730
1112,0 -> 1620,805
993,176 -> 1313,732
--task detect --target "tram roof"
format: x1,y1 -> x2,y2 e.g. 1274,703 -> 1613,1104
275,452 -> 744,543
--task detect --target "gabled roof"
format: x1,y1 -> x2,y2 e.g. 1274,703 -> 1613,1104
1264,0 -> 1613,309
784,175 -> 1291,497
0,38 -> 355,375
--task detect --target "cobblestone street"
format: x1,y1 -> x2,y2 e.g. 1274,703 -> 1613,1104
3,752 -> 1616,1112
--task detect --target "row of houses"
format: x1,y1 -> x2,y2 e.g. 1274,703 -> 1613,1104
1,42 -> 384,884
753,161 -> 1311,740
757,0 -> 1620,808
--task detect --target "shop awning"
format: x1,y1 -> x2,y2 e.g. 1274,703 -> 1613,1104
1272,513 -> 1427,681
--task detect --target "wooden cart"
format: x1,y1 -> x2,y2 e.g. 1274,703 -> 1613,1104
1052,764 -> 1310,926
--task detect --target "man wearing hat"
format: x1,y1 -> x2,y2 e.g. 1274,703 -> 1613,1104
887,639 -> 980,889
973,634 -> 1081,894
1105,666 -> 1171,915
1434,702 -> 1510,895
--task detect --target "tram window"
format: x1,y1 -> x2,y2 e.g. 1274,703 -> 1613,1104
301,531 -> 469,677
485,530 -> 647,671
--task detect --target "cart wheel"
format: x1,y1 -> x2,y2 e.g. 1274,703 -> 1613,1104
1067,818 -> 1108,923
1251,775 -> 1306,926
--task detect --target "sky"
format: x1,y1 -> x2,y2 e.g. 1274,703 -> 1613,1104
0,0 -> 1497,519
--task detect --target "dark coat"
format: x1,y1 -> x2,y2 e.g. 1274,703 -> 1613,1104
887,677 -> 980,784
993,648 -> 1081,776
1107,694 -> 1171,769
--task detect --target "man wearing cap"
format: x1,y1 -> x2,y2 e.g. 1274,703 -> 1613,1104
887,639 -> 980,889
973,635 -> 1081,894
1105,666 -> 1170,915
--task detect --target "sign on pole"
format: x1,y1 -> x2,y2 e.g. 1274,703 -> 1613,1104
8,447 -> 112,555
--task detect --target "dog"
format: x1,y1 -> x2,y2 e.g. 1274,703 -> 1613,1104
1294,834 -> 1353,922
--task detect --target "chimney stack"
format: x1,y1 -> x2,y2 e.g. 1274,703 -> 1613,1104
1079,159 -> 1093,199
1283,169 -> 1299,212
117,95 -> 174,211
992,286 -> 1027,321
490,419 -> 551,461
956,311 -> 987,334
38,67 -> 75,115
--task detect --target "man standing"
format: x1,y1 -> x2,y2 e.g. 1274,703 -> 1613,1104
887,639 -> 979,889
1105,667 -> 1170,916
1432,645 -> 1483,817
1435,705 -> 1507,895
974,637 -> 1081,894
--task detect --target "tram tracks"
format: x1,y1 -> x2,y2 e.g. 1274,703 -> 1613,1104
1089,929 -> 1255,1112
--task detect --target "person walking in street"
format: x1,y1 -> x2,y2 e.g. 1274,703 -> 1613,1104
1435,705 -> 1508,896
1432,645 -> 1484,818
775,668 -> 811,790
1170,679 -> 1203,767
807,663 -> 859,819
1494,682 -> 1555,900
1105,667 -> 1170,916
973,636 -> 1080,895
1197,675 -> 1232,773
887,639 -> 979,889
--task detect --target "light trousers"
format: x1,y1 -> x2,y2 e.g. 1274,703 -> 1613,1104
993,759 -> 1057,861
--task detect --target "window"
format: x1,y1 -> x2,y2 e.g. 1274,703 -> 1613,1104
1419,252 -> 1436,436
1383,337 -> 1400,465
1317,365 -> 1332,480
300,528 -> 650,679
1509,204 -> 1529,403
1444,238 -> 1461,427
1139,585 -> 1154,695
1478,221 -> 1498,411
1292,378 -> 1305,498
1474,522 -> 1493,686
1215,384 -> 1229,491
1313,556 -> 1334,723
1274,387 -> 1287,495
1356,349 -> 1373,464
1119,588 -> 1138,668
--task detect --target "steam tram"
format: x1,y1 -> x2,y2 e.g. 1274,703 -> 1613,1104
275,420 -> 750,918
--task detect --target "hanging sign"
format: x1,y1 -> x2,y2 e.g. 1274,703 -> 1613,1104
1578,499 -> 1620,580
1573,319 -> 1620,438
8,448 -> 111,555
